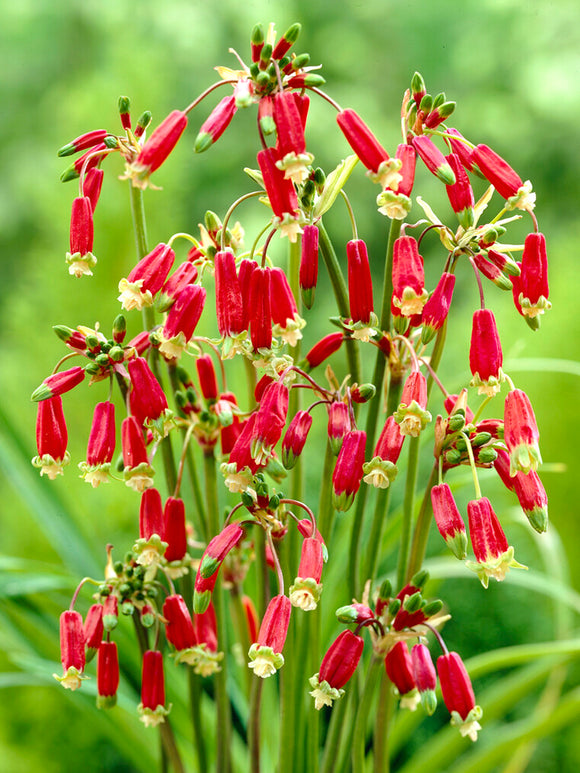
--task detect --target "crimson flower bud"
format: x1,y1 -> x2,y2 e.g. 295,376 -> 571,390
127,110 -> 187,189
466,497 -> 525,587
97,641 -> 120,709
486,248 -> 521,277
138,650 -> 170,727
82,167 -> 104,213
519,232 -> 550,318
289,537 -> 324,611
157,261 -> 198,313
192,601 -> 224,676
385,642 -> 419,710
512,468 -> 548,534
273,91 -> 312,185
249,266 -> 273,351
444,392 -> 474,424
363,416 -> 404,489
163,496 -> 188,563
327,401 -> 350,455
196,354 -> 219,402
282,410 -> 313,469
445,153 -> 474,228
272,22 -> 301,60
250,381 -> 289,464
32,396 -> 70,479
437,652 -> 482,741
248,594 -> 292,678
53,610 -> 86,690
411,643 -> 437,715
139,487 -> 164,541
79,401 -> 116,487
300,224 -> 319,308
431,483 -> 468,559
493,447 -> 516,492
194,95 -> 237,153
270,267 -> 304,346
424,100 -> 455,129
421,272 -> 456,344
258,94 -> 275,134
472,252 -> 514,292
58,129 -> 108,157
222,413 -> 262,491
102,594 -> 118,632
412,135 -> 455,184
194,523 -> 245,613
118,243 -> 175,311
347,239 -> 375,337
257,147 -> 301,242
394,371 -> 432,437
159,283 -> 206,360
163,594 -> 197,663
392,236 -> 428,317
469,309 -> 504,396
31,365 -> 85,403
336,109 -> 400,187
395,143 -> 416,197
128,358 -> 170,430
444,128 -> 476,172
504,389 -> 542,475
214,249 -> 244,339
238,258 -> 257,332
60,143 -> 106,182
309,629 -> 364,709
335,603 -> 374,624
376,143 -> 416,219
121,416 -> 155,493
83,604 -> 104,662
332,429 -> 366,511
471,144 -> 534,210
303,332 -> 343,372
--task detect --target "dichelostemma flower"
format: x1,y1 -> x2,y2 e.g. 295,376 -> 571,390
121,416 -> 155,492
336,109 -> 401,187
519,232 -> 550,318
411,643 -> 437,715
392,236 -> 428,317
503,388 -> 542,475
66,196 -> 97,277
289,537 -> 324,611
133,487 -> 167,569
394,371 -> 432,437
431,483 -> 468,559
299,224 -> 319,308
78,401 -> 116,487
248,594 -> 292,678
158,283 -> 207,360
83,604 -> 104,662
53,610 -> 87,690
469,309 -> 505,396
194,522 -> 245,613
437,651 -> 483,741
270,267 -> 305,346
384,641 -> 420,710
192,602 -> 224,677
363,416 -> 405,489
163,594 -> 198,665
421,272 -> 456,344
282,409 -> 313,469
309,629 -> 364,709
512,468 -> 548,534
376,143 -> 416,219
32,395 -> 70,479
257,147 -> 302,241
466,497 -> 526,587
128,357 -> 173,438
471,143 -> 535,211
412,135 -> 456,184
273,90 -> 314,184
194,95 -> 237,153
347,239 -> 377,341
124,109 -> 188,189
118,242 -> 175,311
138,650 -> 171,727
332,429 -> 367,511
97,641 -> 120,709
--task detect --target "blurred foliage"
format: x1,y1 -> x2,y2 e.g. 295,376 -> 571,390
0,0 -> 579,770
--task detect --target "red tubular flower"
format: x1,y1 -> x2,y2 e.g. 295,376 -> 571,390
270,266 -> 304,345
60,143 -> 107,182
470,144 -> 522,199
444,128 -> 475,172
472,252 -> 514,291
289,537 -> 324,610
222,413 -> 262,491
377,142 -> 416,218
238,258 -> 257,332
299,224 -> 319,308
424,100 -> 455,129
411,643 -> 437,715
309,630 -> 364,709
394,370 -> 432,437
272,22 -> 301,59
129,358 -> 169,428
303,332 -> 343,372
421,272 -> 456,344
504,388 -> 542,475
192,601 -> 224,676
412,135 -> 455,184
121,416 -> 154,492
282,409 -> 313,469
83,604 -> 104,661
336,109 -> 399,187
138,650 -> 170,727
431,483 -> 468,559
54,610 -> 86,690
332,429 -> 366,511
219,392 -> 242,454
392,236 -> 428,317
395,143 -> 417,197
273,91 -> 313,185
243,596 -> 259,643
163,594 -> 197,663
249,266 -> 273,351
127,110 -> 188,188
97,641 -> 120,709
445,153 -> 474,228
82,168 -> 104,213
118,242 -> 176,311
519,232 -> 550,318
363,416 -> 404,489
32,365 -> 85,403
512,468 -> 548,533
466,497 -> 525,587
327,401 -> 350,455
58,129 -> 108,157
486,248 -> 520,277
248,594 -> 292,678
214,249 -> 244,338
159,283 -> 206,360
493,447 -> 516,492
257,147 -> 301,241
437,652 -> 482,741
157,261 -> 198,312
469,309 -> 504,396
385,642 -> 419,710
258,95 -> 275,135
163,496 -> 188,563
196,354 -> 219,402
251,381 -> 289,464
32,395 -> 70,479
102,594 -> 118,632
194,95 -> 237,153
193,522 -> 245,613
79,401 -> 116,487
347,239 -> 375,337
139,487 -> 164,541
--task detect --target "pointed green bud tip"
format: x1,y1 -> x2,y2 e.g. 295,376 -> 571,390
525,315 -> 541,332
421,689 -> 438,716
438,101 -> 455,119
457,206 -> 474,230
378,578 -> 392,599
194,132 -> 213,153
104,135 -> 119,149
422,599 -> 444,617
118,95 -> 131,114
403,591 -> 423,612
259,43 -> 272,65
249,62 -> 259,78
204,210 -> 221,232
301,286 -> 315,309
259,115 -> 276,135
411,72 -> 426,94
388,598 -> 401,616
136,110 -> 152,130
477,447 -> 498,464
60,164 -> 80,182
419,94 -> 433,113
292,53 -> 310,70
251,24 -> 264,44
411,569 -> 429,588
193,589 -> 211,615
436,163 -> 456,185
352,383 -> 376,403
53,325 -> 74,342
335,605 -> 358,623
332,490 -> 355,512
31,383 -> 52,402
527,507 -> 548,534
448,413 -> 466,432
432,92 -> 446,109
445,531 -> 469,560
269,494 -> 281,509
283,22 -> 301,43
303,74 -> 326,87
57,142 -> 76,158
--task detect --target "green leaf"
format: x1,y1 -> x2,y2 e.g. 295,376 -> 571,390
313,155 -> 358,218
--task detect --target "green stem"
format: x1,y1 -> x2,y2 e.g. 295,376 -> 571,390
373,672 -> 393,773
204,450 -> 231,773
352,656 -> 383,772
320,689 -> 351,773
248,675 -> 264,773
396,435 -> 420,589
317,440 -> 336,540
362,487 -> 391,587
129,183 -> 149,259
406,462 -> 439,580
317,221 -> 360,385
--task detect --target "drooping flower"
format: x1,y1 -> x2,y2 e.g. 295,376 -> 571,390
466,497 -> 526,587
394,371 -> 432,437
309,630 -> 364,709
431,483 -> 468,559
118,243 -> 175,311
469,309 -> 504,396
193,522 -> 245,613
445,153 -> 474,229
273,90 -> 313,184
66,196 -> 97,277
124,110 -> 188,189
53,610 -> 86,690
299,224 -> 319,308
282,410 -> 313,469
31,366 -> 85,402
248,594 -> 292,678
158,283 -> 207,360
96,641 -> 120,709
437,652 -> 483,741
362,416 -> 405,489
163,594 -> 198,665
392,236 -> 428,317
192,601 -> 224,677
32,396 -> 70,480
336,109 -> 401,187
412,135 -> 455,184
214,249 -> 245,339
512,468 -> 548,534
83,604 -> 104,662
503,388 -> 542,475
194,95 -> 237,153
519,232 -> 550,318
257,147 -> 301,241
411,643 -> 437,715
128,357 -> 172,436
289,537 -> 324,611
471,143 -> 535,210
347,239 -> 376,341
121,416 -> 155,493
138,650 -> 171,727
270,267 -> 305,346
332,429 -> 366,511
79,401 -> 116,487
384,641 -> 420,710
421,272 -> 456,344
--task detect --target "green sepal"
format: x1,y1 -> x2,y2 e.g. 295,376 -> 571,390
96,693 -> 118,710
199,555 -> 220,579
194,132 -> 213,153
420,688 -> 437,716
193,589 -> 212,615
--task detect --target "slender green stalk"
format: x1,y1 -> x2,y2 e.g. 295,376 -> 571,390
406,462 -> 438,580
248,675 -> 264,773
396,435 -> 420,589
317,221 -> 360,385
129,183 -> 149,259
352,656 -> 383,772
320,689 -> 351,773
204,450 -> 231,773
373,672 -> 393,773
361,487 -> 391,587
317,441 -> 336,540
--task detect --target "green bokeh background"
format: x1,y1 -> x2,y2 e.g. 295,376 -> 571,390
0,0 -> 579,771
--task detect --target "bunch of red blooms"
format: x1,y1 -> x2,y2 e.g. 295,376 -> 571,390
36,21 -> 551,766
